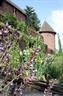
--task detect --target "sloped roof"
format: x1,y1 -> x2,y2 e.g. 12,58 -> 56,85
6,0 -> 26,16
39,21 -> 56,34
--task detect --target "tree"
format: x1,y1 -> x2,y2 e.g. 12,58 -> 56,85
25,6 -> 40,31
58,34 -> 62,53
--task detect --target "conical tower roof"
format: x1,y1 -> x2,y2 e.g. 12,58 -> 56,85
39,21 -> 56,34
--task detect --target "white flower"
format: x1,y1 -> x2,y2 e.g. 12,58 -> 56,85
20,51 -> 22,55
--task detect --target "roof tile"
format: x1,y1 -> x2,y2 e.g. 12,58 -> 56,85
40,21 -> 56,34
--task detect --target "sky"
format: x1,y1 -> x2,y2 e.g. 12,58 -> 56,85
11,0 -> 63,49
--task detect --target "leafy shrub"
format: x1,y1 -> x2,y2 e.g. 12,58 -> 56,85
8,42 -> 20,68
17,21 -> 27,33
3,13 -> 18,28
52,53 -> 63,81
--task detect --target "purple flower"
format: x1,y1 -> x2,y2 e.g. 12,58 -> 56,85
3,29 -> 9,36
0,43 -> 4,51
13,31 -> 19,40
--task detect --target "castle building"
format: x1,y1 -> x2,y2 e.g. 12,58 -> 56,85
0,0 -> 26,21
39,21 -> 56,53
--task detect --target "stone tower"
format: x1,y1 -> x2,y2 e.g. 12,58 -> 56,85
39,21 -> 56,53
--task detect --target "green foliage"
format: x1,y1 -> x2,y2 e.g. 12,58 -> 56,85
19,34 -> 48,80
49,65 -> 61,79
52,53 -> 63,80
0,21 -> 4,29
17,21 -> 27,33
0,13 -> 49,81
8,42 -> 20,68
0,14 -> 4,22
39,53 -> 63,80
19,33 -> 29,49
20,34 -> 47,64
25,6 -> 40,31
34,52 -> 63,80
3,13 -> 18,28
34,55 -> 43,79
58,34 -> 62,53
21,34 -> 47,52
1,13 -> 28,33
28,35 -> 46,53
22,49 -> 33,63
35,55 -> 54,79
